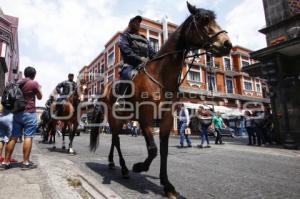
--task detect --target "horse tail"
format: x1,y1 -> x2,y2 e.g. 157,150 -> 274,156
90,105 -> 104,152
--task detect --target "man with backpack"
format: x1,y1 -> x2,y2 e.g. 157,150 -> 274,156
1,66 -> 42,170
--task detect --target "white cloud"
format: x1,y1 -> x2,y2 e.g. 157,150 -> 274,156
0,0 -> 125,106
225,0 -> 266,50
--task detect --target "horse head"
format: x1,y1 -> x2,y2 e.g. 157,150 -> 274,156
182,2 -> 232,56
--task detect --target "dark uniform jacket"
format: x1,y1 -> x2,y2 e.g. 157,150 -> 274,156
118,31 -> 156,67
56,80 -> 77,96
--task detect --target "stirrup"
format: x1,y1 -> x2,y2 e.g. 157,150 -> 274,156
115,97 -> 126,109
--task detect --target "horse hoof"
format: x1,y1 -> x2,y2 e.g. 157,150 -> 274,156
121,168 -> 130,179
68,148 -> 75,155
132,162 -> 148,173
108,162 -> 115,170
166,192 -> 178,199
164,184 -> 177,199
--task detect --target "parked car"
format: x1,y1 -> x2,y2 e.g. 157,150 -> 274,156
208,127 -> 235,138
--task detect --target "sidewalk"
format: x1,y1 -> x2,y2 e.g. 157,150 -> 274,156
0,140 -> 122,199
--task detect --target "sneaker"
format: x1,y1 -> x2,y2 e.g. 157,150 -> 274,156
188,145 -> 192,148
0,163 -> 11,170
21,162 -> 37,170
198,145 -> 203,148
205,145 -> 211,148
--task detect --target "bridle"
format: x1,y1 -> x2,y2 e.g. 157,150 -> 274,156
191,15 -> 227,51
142,15 -> 228,90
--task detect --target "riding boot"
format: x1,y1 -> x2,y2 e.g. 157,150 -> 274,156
115,83 -> 128,109
115,81 -> 130,109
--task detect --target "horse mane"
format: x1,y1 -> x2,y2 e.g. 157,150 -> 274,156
154,8 -> 216,55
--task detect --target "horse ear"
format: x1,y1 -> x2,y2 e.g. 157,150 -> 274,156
187,1 -> 197,15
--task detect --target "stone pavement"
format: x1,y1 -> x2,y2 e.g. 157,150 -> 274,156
0,139 -> 122,199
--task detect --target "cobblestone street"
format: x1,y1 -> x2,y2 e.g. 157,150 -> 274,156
34,133 -> 300,199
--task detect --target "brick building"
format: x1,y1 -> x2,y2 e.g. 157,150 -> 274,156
78,16 -> 270,132
0,8 -> 20,95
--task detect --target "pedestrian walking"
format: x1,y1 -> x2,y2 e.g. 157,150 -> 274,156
132,121 -> 139,137
212,112 -> 226,145
177,104 -> 192,148
244,111 -> 255,145
2,66 -> 42,170
253,111 -> 266,146
197,106 -> 212,148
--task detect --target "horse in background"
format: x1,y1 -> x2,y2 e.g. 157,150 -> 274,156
48,90 -> 81,154
90,2 -> 232,198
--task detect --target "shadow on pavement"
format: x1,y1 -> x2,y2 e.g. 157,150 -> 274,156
46,147 -> 77,155
85,162 -> 187,199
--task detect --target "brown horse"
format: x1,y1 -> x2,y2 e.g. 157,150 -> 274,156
49,91 -> 81,154
90,2 -> 232,198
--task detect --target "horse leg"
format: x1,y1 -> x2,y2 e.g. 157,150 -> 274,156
112,133 -> 129,178
132,126 -> 157,173
159,112 -> 177,198
51,127 -> 56,149
68,124 -> 76,154
108,138 -> 115,170
62,124 -> 67,150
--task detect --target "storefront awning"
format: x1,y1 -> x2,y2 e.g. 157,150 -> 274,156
183,102 -> 244,117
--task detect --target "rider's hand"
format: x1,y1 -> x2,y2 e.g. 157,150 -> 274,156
140,57 -> 149,63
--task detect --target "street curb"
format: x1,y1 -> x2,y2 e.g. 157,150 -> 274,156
72,166 -> 123,199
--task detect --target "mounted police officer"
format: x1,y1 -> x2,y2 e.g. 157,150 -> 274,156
55,73 -> 77,115
116,15 -> 156,106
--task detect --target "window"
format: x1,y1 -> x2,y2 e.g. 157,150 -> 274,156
207,74 -> 216,91
149,37 -> 159,52
224,57 -> 231,71
242,61 -> 250,67
107,52 -> 115,67
107,74 -> 113,82
226,77 -> 234,94
206,54 -> 214,67
94,85 -> 97,94
89,72 -> 93,81
100,64 -> 105,74
188,68 -> 201,83
256,83 -> 261,92
244,81 -> 253,91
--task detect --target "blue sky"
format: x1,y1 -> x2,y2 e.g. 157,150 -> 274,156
0,0 -> 266,106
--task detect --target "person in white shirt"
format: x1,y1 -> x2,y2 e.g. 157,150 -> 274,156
177,104 -> 192,147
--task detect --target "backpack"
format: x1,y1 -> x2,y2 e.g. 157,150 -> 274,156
1,81 -> 28,113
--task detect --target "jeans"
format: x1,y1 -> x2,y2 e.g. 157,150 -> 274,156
12,112 -> 37,138
200,128 -> 209,145
215,128 -> 223,144
179,122 -> 192,146
0,111 -> 13,142
246,127 -> 255,145
254,126 -> 264,145
120,65 -> 135,80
